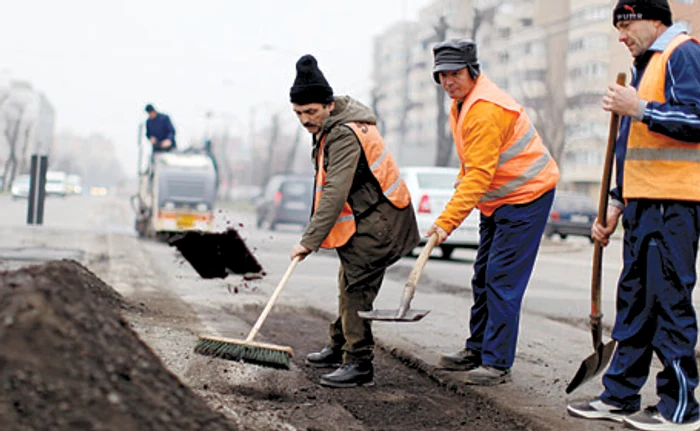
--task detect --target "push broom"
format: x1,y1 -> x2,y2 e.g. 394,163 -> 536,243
194,256 -> 300,369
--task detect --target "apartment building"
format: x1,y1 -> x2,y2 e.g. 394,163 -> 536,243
672,0 -> 700,35
373,0 -> 697,191
373,0 -> 475,167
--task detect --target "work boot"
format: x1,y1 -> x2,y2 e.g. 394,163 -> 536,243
319,363 -> 374,388
305,346 -> 342,368
437,348 -> 481,371
567,398 -> 638,423
463,365 -> 511,386
624,406 -> 700,430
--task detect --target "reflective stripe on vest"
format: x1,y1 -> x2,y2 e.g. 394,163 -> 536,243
624,34 -> 700,201
450,75 -> 559,216
344,122 -> 411,209
314,122 -> 411,249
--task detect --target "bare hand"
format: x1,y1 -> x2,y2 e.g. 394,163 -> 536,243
426,223 -> 449,245
591,206 -> 623,247
161,139 -> 172,149
290,243 -> 311,261
150,137 -> 158,144
603,84 -> 639,117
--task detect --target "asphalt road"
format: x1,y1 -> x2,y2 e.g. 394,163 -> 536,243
1,193 -> 697,431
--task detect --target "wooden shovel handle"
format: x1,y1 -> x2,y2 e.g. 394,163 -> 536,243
591,72 -> 626,318
397,233 -> 438,316
246,256 -> 301,342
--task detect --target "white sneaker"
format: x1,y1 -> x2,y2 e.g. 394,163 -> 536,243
624,407 -> 700,431
567,398 -> 637,423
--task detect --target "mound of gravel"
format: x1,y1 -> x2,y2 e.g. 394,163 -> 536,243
0,260 -> 238,431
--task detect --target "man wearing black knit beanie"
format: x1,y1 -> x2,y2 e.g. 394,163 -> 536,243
288,55 -> 419,388
567,1 -> 700,430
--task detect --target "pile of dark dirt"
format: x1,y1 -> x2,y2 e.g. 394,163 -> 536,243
0,260 -> 238,431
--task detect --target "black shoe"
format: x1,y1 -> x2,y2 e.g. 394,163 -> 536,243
319,363 -> 374,388
305,346 -> 342,368
437,348 -> 481,371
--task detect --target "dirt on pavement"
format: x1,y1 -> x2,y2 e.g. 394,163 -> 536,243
0,260 -> 238,431
226,305 -> 544,431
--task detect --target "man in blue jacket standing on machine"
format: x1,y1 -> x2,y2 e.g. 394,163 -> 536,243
145,104 -> 176,153
567,1 -> 700,430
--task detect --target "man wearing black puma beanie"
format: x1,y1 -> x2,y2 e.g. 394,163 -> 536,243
567,1 -> 700,430
289,54 -> 419,389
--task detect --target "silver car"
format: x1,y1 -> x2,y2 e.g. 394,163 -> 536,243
402,166 -> 480,259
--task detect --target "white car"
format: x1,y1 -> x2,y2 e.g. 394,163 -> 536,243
402,166 -> 480,259
45,171 -> 68,197
11,175 -> 31,199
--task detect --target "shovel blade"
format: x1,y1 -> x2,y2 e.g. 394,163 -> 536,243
566,340 -> 616,394
357,309 -> 431,322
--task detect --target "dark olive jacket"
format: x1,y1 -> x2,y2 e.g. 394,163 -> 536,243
300,96 -> 420,287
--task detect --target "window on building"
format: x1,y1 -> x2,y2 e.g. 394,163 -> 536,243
569,63 -> 608,80
569,34 -> 609,52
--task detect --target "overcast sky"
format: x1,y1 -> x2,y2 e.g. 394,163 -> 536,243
1,0 -> 432,177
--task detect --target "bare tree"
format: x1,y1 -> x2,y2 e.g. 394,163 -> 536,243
1,103 -> 28,191
260,114 -> 279,187
525,78 -> 568,166
428,4 -> 501,166
283,125 -> 302,175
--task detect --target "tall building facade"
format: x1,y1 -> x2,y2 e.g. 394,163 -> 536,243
373,0 -> 698,197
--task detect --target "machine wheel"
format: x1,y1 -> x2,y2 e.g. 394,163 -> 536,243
440,245 -> 455,260
559,233 -> 568,240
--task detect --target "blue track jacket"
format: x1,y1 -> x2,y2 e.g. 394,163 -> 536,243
611,24 -> 700,205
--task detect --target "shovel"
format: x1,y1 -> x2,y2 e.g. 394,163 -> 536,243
357,233 -> 436,322
566,72 -> 626,394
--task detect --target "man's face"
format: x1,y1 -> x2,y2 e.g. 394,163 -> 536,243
439,68 -> 474,100
148,111 -> 157,120
292,102 -> 334,135
616,20 -> 663,57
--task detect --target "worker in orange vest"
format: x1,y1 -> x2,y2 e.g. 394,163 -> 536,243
426,39 -> 560,386
288,55 -> 420,388
568,1 -> 700,429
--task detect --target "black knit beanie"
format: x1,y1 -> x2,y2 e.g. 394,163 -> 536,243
613,0 -> 673,27
289,55 -> 334,105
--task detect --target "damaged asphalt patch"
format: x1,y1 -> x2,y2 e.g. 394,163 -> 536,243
228,304 -> 544,431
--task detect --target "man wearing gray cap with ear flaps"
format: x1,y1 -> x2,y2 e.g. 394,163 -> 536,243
426,39 -> 559,386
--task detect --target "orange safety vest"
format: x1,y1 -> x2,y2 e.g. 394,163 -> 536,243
314,122 -> 411,249
450,75 -> 560,216
624,34 -> 700,201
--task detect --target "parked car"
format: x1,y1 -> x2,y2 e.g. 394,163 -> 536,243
544,191 -> 597,242
66,174 -> 83,195
401,166 -> 480,259
45,171 -> 68,197
256,175 -> 313,230
11,175 -> 31,199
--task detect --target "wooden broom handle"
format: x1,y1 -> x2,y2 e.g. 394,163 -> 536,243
246,256 -> 301,342
591,72 -> 626,318
398,233 -> 438,316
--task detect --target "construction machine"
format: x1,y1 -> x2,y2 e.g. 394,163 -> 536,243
131,124 -> 217,239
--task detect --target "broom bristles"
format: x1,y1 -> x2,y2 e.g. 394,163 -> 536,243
194,337 -> 292,370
